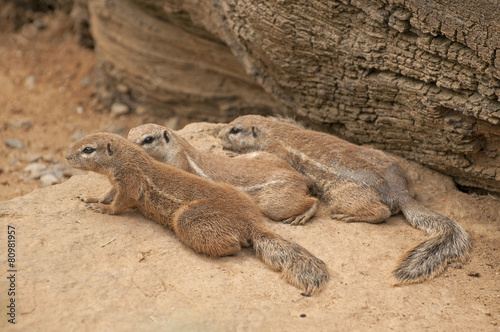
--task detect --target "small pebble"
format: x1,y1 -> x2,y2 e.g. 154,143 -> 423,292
80,76 -> 91,88
40,174 -> 59,187
42,168 -> 64,181
42,154 -> 54,162
300,314 -> 307,318
24,162 -> 47,180
33,18 -> 47,30
5,119 -> 33,129
4,138 -> 25,149
110,103 -> 130,117
23,153 -> 42,163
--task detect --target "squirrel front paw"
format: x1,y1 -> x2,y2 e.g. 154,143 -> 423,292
76,194 -> 99,203
85,202 -> 111,214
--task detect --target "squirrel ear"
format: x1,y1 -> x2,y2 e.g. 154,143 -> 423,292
163,130 -> 169,143
107,143 -> 114,156
251,126 -> 260,138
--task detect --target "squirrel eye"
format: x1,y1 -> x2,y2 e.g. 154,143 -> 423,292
82,147 -> 95,154
229,127 -> 241,134
142,136 -> 155,145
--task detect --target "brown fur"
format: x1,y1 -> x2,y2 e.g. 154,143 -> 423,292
127,124 -> 319,225
219,115 -> 470,284
66,132 -> 329,294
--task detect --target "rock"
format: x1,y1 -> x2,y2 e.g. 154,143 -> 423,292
4,138 -> 25,149
24,163 -> 47,180
42,155 -> 54,163
5,119 -> 33,129
110,103 -> 130,117
42,168 -> 65,181
23,153 -> 42,163
80,76 -> 91,88
24,162 -> 47,180
33,17 -> 47,30
40,174 -> 59,187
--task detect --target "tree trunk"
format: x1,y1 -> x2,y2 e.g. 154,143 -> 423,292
86,0 -> 500,194
86,0 -> 284,122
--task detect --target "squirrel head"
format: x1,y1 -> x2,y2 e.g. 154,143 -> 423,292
66,133 -> 135,175
128,124 -> 188,167
218,115 -> 268,153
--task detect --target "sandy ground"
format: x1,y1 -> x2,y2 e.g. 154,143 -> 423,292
0,10 -> 499,332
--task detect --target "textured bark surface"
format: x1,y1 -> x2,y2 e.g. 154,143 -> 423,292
87,0 -> 500,193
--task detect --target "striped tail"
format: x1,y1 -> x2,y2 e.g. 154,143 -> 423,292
251,227 -> 329,295
393,195 -> 470,283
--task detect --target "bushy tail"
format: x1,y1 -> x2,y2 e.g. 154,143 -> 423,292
251,227 -> 329,295
394,195 -> 470,284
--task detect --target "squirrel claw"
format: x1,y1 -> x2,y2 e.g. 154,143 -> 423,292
282,216 -> 297,225
85,203 -> 109,214
282,215 -> 310,226
225,151 -> 239,158
77,195 -> 99,203
290,216 -> 308,226
331,214 -> 356,223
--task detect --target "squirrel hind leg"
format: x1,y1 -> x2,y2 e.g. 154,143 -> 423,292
261,190 -> 319,225
328,198 -> 392,224
330,205 -> 391,223
285,198 -> 319,226
324,183 -> 392,224
172,200 -> 246,257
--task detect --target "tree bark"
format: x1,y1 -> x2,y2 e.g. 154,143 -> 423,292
87,0 -> 500,194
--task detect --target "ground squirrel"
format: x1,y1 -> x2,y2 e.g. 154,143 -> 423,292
126,124 -> 318,225
219,115 -> 470,284
66,132 -> 329,295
